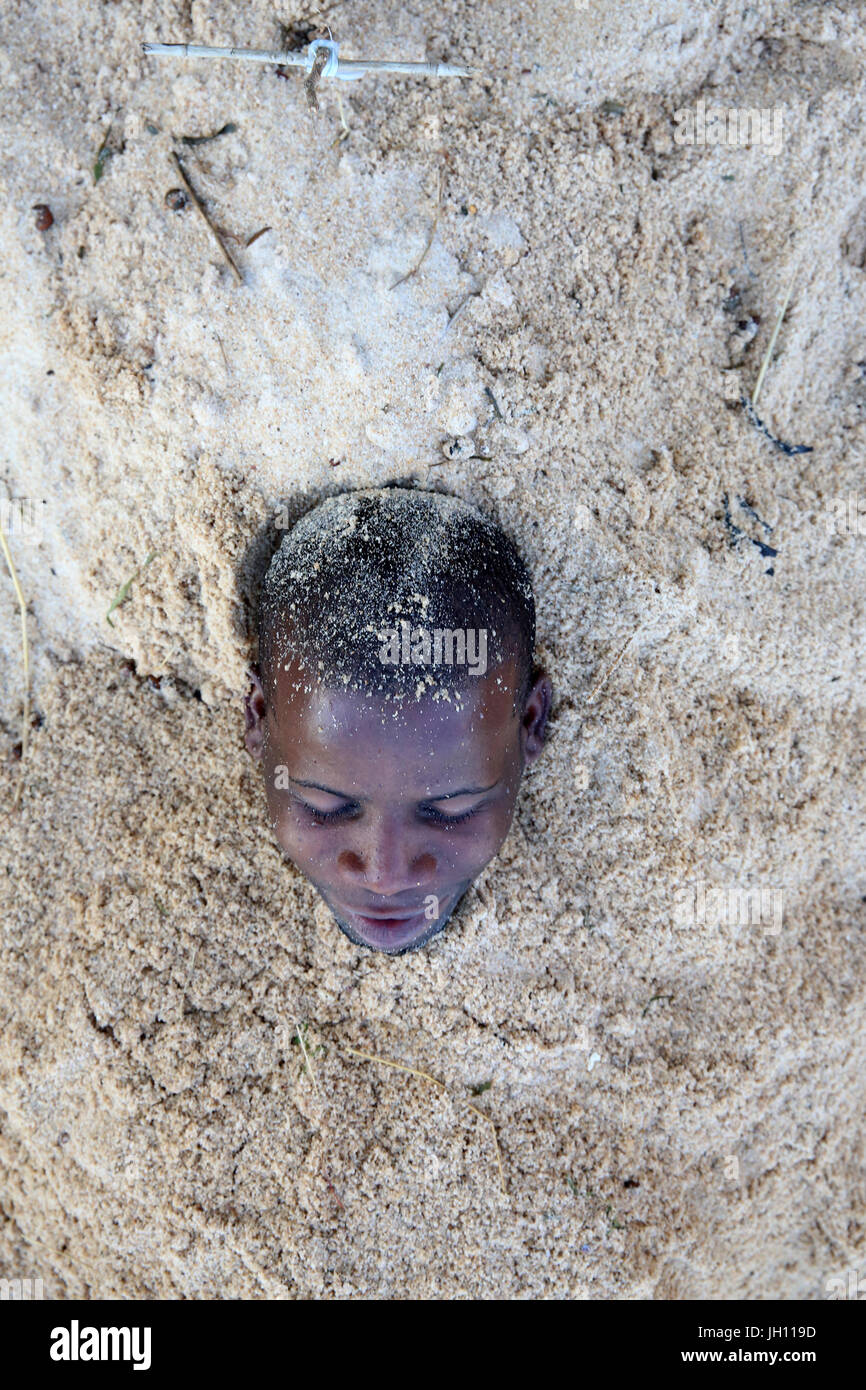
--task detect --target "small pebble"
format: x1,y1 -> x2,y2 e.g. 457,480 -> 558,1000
164,188 -> 188,212
33,204 -> 53,230
499,425 -> 530,455
441,436 -> 475,461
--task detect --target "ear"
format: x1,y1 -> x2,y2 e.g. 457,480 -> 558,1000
244,668 -> 267,760
521,671 -> 552,766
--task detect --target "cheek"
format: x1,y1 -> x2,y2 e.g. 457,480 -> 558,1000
268,799 -> 319,860
474,804 -> 514,860
440,805 -> 515,874
260,772 -> 306,853
262,794 -> 350,870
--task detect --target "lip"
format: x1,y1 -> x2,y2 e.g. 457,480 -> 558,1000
350,907 -> 422,922
336,902 -> 432,951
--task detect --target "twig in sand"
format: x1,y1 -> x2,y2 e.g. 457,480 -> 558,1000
585,622 -> 645,705
214,332 -> 231,375
738,221 -> 756,280
105,552 -> 156,628
0,528 -> 30,808
443,281 -> 485,334
294,1019 -> 321,1097
244,226 -> 272,248
343,1045 -> 506,1194
751,260 -> 799,408
332,91 -> 351,147
170,152 -> 243,285
391,174 -> 441,290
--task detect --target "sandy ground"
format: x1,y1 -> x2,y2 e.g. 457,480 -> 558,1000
1,0 -> 865,1298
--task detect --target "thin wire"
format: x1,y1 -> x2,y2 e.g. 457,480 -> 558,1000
142,39 -> 477,81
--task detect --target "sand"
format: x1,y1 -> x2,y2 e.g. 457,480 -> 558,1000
1,0 -> 865,1298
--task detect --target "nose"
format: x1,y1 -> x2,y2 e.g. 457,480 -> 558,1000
337,813 -> 436,895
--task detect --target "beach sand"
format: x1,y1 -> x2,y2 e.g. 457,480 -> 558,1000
1,0 -> 865,1297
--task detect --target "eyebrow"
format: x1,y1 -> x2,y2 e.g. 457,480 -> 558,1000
289,778 -> 351,797
288,777 -> 499,801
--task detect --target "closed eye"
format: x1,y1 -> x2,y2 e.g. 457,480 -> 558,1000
422,804 -> 482,827
293,790 -> 490,827
301,802 -> 478,827
296,798 -> 356,824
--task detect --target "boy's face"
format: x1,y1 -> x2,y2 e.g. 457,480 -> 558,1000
245,654 -> 550,954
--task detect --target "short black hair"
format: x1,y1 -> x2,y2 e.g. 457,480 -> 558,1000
259,487 -> 536,708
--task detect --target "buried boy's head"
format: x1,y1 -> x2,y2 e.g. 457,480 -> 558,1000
245,487 -> 551,954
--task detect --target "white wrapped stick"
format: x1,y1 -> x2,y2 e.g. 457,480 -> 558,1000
142,37 -> 478,81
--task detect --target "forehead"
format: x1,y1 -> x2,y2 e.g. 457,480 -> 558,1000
269,658 -> 521,794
